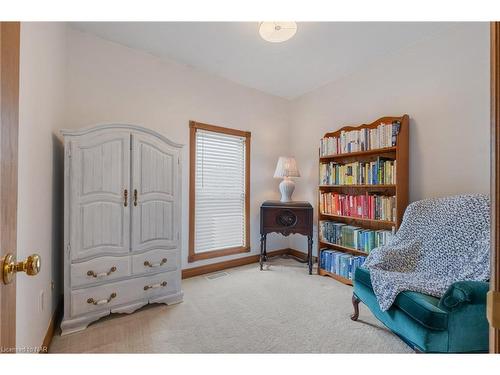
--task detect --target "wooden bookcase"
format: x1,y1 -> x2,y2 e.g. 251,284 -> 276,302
317,115 -> 409,285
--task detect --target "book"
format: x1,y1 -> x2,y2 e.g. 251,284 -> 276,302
320,220 -> 394,253
320,120 -> 401,157
319,248 -> 367,281
320,192 -> 396,222
319,158 -> 396,186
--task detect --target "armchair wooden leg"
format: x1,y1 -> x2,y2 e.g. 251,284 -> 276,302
351,295 -> 361,321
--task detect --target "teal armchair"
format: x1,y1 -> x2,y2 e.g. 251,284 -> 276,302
352,267 -> 489,353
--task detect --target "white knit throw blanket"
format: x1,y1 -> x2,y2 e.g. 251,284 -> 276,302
363,194 -> 490,311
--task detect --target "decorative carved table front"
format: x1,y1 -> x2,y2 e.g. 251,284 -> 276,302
260,200 -> 314,274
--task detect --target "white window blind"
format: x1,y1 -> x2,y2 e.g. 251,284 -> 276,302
194,129 -> 247,253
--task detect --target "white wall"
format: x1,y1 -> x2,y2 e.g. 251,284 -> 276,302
288,23 -> 490,253
17,23 -> 66,349
64,28 -> 291,270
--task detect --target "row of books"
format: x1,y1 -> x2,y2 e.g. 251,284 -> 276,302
319,120 -> 401,156
319,157 -> 396,186
319,220 -> 394,253
319,249 -> 366,280
320,192 -> 396,222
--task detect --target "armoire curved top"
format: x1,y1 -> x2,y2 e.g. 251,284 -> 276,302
60,123 -> 184,148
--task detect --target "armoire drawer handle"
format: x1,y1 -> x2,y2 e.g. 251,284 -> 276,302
144,258 -> 167,268
143,281 -> 167,291
87,266 -> 117,278
124,189 -> 128,207
134,189 -> 138,206
87,292 -> 117,305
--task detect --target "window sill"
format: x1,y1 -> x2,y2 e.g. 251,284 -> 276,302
188,246 -> 250,263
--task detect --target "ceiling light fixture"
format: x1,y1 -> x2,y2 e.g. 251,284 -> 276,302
259,22 -> 297,43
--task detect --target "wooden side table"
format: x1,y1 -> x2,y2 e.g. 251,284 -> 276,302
260,200 -> 314,274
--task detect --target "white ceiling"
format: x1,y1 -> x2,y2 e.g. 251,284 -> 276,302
71,22 -> 457,99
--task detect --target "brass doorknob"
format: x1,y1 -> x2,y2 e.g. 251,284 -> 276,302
2,253 -> 41,284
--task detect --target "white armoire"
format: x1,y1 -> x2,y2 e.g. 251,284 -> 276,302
60,124 -> 183,335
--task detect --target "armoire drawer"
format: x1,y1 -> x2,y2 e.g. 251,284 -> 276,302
70,271 -> 180,317
71,256 -> 130,287
132,249 -> 178,275
141,271 -> 181,299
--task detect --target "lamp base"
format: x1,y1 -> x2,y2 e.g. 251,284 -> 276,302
279,177 -> 295,202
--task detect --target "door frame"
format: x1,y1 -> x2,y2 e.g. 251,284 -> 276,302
0,21 -> 20,353
490,21 -> 500,354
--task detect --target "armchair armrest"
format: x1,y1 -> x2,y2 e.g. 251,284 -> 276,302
438,281 -> 489,311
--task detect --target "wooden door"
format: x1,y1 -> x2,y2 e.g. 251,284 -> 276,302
0,22 -> 20,353
68,131 -> 131,260
131,133 -> 180,253
490,21 -> 500,354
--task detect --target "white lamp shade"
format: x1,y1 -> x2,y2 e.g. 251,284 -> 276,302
273,157 -> 300,178
259,22 -> 297,43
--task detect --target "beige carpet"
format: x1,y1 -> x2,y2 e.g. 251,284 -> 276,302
50,258 -> 413,353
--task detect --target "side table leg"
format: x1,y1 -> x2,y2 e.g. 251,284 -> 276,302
307,235 -> 313,275
263,234 -> 267,261
260,234 -> 265,270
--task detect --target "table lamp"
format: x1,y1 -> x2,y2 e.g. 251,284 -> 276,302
273,157 -> 300,202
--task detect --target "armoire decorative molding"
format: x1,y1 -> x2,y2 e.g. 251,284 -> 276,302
60,124 -> 183,335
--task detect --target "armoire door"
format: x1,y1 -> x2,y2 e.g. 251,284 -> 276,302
131,133 -> 179,252
69,131 -> 131,260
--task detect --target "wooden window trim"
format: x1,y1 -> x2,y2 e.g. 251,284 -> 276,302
188,120 -> 251,263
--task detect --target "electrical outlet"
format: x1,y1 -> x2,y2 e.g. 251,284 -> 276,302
39,290 -> 45,312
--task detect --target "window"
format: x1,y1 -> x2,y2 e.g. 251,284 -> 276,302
189,121 -> 251,262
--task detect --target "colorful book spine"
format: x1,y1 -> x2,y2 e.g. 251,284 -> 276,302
319,248 -> 367,280
319,192 -> 396,222
319,120 -> 401,157
319,220 -> 394,253
319,157 -> 396,186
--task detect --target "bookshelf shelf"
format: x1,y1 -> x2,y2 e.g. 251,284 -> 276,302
318,240 -> 370,256
319,146 -> 397,161
318,268 -> 353,286
319,184 -> 396,189
318,213 -> 396,230
317,115 -> 409,286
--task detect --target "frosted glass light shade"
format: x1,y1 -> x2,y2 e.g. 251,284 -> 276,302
273,157 -> 300,178
259,22 -> 297,43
